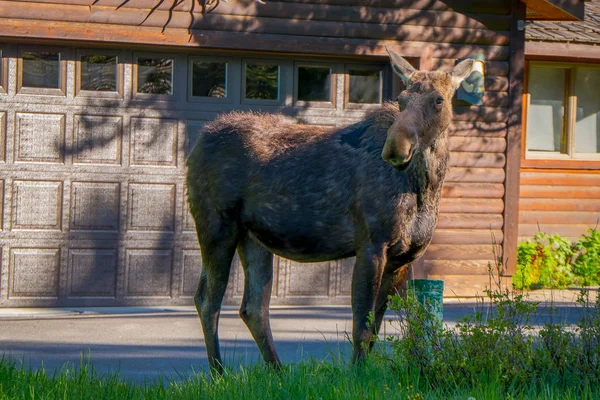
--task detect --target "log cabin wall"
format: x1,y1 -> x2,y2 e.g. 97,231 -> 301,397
519,171 -> 600,241
0,0 -> 517,305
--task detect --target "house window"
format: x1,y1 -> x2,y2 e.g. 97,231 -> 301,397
136,57 -> 173,95
244,62 -> 279,101
574,68 -> 600,154
296,65 -> 332,102
22,51 -> 60,89
191,60 -> 227,98
344,66 -> 383,109
80,55 -> 118,92
526,63 -> 600,160
348,69 -> 381,104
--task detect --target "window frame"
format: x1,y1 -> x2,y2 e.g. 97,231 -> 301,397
133,52 -> 176,101
523,60 -> 600,169
187,55 -> 232,104
76,49 -> 124,99
0,49 -> 8,95
293,61 -> 336,109
241,58 -> 283,106
343,64 -> 385,110
17,45 -> 67,96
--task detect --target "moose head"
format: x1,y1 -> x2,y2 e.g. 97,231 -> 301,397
381,48 -> 474,170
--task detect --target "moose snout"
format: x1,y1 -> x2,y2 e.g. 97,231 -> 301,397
382,132 -> 415,170
382,145 -> 413,169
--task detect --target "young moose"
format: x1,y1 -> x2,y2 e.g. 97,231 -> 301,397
186,48 -> 474,373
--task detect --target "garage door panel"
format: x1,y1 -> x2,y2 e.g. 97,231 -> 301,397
73,115 -> 122,165
70,181 -> 120,231
0,111 -> 6,162
130,117 -> 178,167
184,120 -> 207,157
9,247 -> 60,299
336,258 -> 354,297
12,180 -> 63,230
15,113 -> 65,163
0,180 -> 3,231
124,248 -> 173,298
283,259 -> 331,299
127,182 -> 175,232
181,249 -> 202,297
67,248 -> 117,298
223,254 -> 244,299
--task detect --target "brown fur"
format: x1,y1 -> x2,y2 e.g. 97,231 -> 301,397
186,50 -> 474,373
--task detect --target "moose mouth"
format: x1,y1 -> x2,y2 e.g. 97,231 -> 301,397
390,160 -> 411,171
384,151 -> 413,171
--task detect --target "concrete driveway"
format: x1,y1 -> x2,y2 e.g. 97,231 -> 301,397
0,306 -> 356,382
0,300 -> 589,382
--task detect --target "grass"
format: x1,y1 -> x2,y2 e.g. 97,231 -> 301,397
1,286 -> 599,399
3,354 -> 597,400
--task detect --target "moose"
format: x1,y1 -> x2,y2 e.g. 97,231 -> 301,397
186,48 -> 474,373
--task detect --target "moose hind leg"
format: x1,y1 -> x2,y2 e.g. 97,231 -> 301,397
194,220 -> 239,374
237,234 -> 281,368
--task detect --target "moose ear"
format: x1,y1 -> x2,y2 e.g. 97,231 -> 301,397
386,46 -> 416,86
450,58 -> 475,89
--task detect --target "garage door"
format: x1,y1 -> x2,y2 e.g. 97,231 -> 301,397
0,44 -> 391,307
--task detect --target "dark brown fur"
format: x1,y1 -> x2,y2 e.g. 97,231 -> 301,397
186,50 -> 474,372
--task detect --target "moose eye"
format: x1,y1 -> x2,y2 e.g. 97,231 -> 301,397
435,97 -> 444,105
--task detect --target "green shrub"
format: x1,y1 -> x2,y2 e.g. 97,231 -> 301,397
514,240 -> 540,290
573,228 -> 600,286
514,231 -> 576,290
383,284 -> 600,397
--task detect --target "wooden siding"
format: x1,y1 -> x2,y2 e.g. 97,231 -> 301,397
518,171 -> 600,242
0,0 -> 517,304
0,1 -> 510,45
0,1 -> 512,59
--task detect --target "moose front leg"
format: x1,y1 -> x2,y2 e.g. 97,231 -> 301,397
351,246 -> 387,364
368,264 -> 411,351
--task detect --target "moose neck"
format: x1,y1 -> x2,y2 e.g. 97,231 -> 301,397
407,129 -> 449,199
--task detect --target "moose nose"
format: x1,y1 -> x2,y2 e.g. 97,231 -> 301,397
388,155 -> 410,168
382,145 -> 413,168
381,144 -> 394,163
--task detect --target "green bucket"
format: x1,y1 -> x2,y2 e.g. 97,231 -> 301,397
407,279 -> 444,323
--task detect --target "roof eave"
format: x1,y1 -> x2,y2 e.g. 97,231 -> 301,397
523,0 -> 586,21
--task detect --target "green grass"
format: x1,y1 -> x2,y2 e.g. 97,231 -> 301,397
2,354 -> 597,400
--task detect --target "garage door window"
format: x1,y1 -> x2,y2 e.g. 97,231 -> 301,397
22,52 -> 60,89
18,47 -> 66,96
244,62 -> 280,101
347,68 -> 382,105
297,66 -> 331,102
81,55 -> 118,92
136,57 -> 173,95
191,60 -> 227,98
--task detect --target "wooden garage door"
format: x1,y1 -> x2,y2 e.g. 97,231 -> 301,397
0,44 -> 391,307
